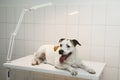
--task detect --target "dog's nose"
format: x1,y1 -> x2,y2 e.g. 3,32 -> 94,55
59,50 -> 64,55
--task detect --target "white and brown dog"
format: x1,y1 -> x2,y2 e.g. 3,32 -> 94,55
32,38 -> 96,76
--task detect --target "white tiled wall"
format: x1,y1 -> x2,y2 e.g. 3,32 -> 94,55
0,0 -> 120,80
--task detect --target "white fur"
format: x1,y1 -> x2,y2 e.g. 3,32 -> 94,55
32,39 -> 96,76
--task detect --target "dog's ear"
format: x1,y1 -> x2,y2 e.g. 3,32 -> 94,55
59,38 -> 65,42
54,45 -> 59,52
71,39 -> 81,47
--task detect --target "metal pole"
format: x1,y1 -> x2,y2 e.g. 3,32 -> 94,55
7,9 -> 26,62
6,2 -> 52,62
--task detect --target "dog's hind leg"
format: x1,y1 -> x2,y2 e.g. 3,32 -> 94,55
32,52 -> 46,65
32,58 -> 42,65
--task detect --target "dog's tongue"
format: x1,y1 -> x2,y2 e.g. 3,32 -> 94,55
59,52 -> 72,64
59,55 -> 68,63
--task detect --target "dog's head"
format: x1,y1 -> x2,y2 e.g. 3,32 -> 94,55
58,38 -> 81,56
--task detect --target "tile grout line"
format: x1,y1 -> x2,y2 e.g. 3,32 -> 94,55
118,40 -> 120,80
103,0 -> 108,64
89,2 -> 94,61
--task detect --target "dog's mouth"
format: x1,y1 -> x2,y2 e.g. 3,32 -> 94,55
59,52 -> 72,64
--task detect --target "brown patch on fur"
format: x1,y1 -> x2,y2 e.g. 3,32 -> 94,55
39,53 -> 46,61
36,61 -> 38,65
54,45 -> 59,52
32,53 -> 46,66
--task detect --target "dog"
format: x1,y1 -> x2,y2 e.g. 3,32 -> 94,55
32,38 -> 96,76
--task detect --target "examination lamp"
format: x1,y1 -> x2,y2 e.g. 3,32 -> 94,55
7,2 -> 52,62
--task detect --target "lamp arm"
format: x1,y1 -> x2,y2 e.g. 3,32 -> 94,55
7,9 -> 26,62
6,3 -> 53,62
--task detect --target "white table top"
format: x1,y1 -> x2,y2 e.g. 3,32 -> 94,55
3,55 -> 106,80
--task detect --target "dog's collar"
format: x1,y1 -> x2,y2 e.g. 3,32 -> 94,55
59,52 -> 72,64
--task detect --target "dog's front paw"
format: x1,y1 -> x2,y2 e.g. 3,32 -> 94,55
87,68 -> 96,74
70,69 -> 78,76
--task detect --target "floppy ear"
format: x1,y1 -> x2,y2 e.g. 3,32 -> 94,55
54,45 -> 59,52
59,38 -> 65,42
71,39 -> 81,47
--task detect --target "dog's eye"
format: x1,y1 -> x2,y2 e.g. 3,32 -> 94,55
60,44 -> 62,47
66,45 -> 70,48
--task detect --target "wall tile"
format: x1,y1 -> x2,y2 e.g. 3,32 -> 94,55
66,25 -> 78,39
79,5 -> 92,24
0,39 -> 7,54
24,9 -> 34,23
25,24 -> 34,40
34,41 -> 45,51
119,40 -> 120,65
67,6 -> 79,25
44,24 -> 66,42
25,40 -> 34,55
34,8 -> 45,24
78,25 -> 92,46
0,55 -> 6,69
0,7 -> 7,22
52,0 -> 92,6
9,69 -> 16,80
119,68 -> 120,80
54,74 -> 66,80
15,40 -> 25,58
92,5 -> 106,25
45,6 -> 55,24
42,40 -> 56,45
91,46 -> 104,62
6,23 -> 16,39
106,0 -> 120,8
33,72 -> 43,80
24,71 -> 34,80
106,5 -> 120,25
65,76 -> 86,80
52,0 -> 69,6
76,45 -> 90,60
56,6 -> 67,25
67,0 -> 93,6
103,67 -> 118,80
7,7 -> 15,23
34,24 -> 45,41
92,25 -> 105,46
105,26 -> 120,47
0,69 -> 6,80
33,72 -> 54,80
93,0 -> 106,5
15,7 -> 24,23
24,0 -> 52,5
15,70 -> 25,80
105,46 -> 119,67
0,23 -> 7,38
